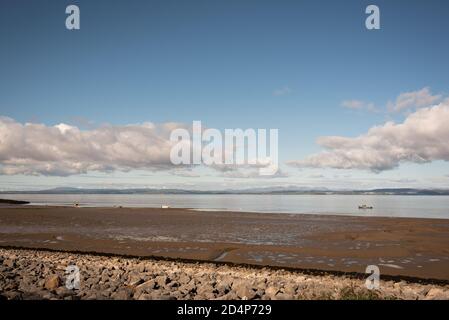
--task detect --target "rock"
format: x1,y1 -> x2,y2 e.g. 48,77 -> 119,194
215,291 -> 238,300
425,288 -> 449,300
155,275 -> 169,286
137,294 -> 153,300
179,281 -> 196,295
3,259 -> 15,268
215,282 -> 231,294
135,279 -> 156,291
178,273 -> 191,285
44,275 -> 61,290
2,291 -> 22,300
2,248 -> 449,301
111,289 -> 132,300
101,272 -> 110,283
127,272 -> 143,286
55,287 -> 74,298
153,293 -> 176,300
273,292 -> 294,300
195,287 -> 216,300
283,284 -> 298,295
264,286 -> 279,299
232,280 -> 256,300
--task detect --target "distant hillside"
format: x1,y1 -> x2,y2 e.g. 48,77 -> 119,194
1,187 -> 449,196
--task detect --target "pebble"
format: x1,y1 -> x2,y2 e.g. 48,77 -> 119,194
0,248 -> 448,300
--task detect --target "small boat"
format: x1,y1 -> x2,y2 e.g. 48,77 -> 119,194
73,202 -> 80,208
358,204 -> 373,209
161,205 -> 170,209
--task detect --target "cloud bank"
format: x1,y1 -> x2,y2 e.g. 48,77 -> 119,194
0,118 -> 278,178
288,102 -> 449,172
0,117 -> 183,176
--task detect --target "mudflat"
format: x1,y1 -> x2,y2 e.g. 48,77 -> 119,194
0,206 -> 448,281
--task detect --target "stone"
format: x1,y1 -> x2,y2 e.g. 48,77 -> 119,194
44,275 -> 60,290
283,284 -> 298,295
179,281 -> 196,294
127,272 -> 144,286
178,273 -> 191,284
264,286 -> 279,299
1,248 -> 449,301
101,272 -> 110,283
2,291 -> 22,300
215,282 -> 231,294
153,293 -> 176,300
137,293 -> 153,300
425,288 -> 449,300
135,279 -> 156,291
215,291 -> 238,300
273,292 -> 294,300
232,280 -> 256,300
111,289 -> 132,300
55,287 -> 75,298
4,259 -> 15,268
155,275 -> 169,286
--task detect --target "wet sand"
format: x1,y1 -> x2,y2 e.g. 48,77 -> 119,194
0,206 -> 448,281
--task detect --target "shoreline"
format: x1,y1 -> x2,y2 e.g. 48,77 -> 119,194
6,203 -> 449,221
1,206 -> 448,281
1,247 -> 449,300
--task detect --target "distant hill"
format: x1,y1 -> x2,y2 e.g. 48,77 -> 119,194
1,187 -> 449,195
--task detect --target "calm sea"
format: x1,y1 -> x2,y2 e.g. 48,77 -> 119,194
3,194 -> 449,219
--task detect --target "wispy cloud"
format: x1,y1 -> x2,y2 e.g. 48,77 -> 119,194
341,100 -> 378,112
342,87 -> 442,114
387,87 -> 442,113
170,168 -> 200,178
273,86 -> 291,96
222,168 -> 288,179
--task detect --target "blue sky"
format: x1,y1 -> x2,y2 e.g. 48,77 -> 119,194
1,0 -> 449,190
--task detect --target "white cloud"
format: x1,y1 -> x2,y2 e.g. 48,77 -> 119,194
0,118 -> 278,177
0,117 -> 185,176
287,102 -> 449,172
387,87 -> 442,113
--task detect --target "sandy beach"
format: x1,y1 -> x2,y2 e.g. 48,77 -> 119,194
1,205 -> 448,282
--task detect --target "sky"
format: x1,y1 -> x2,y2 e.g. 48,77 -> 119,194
1,0 -> 449,190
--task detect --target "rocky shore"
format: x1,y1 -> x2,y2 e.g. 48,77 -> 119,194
1,248 -> 448,300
